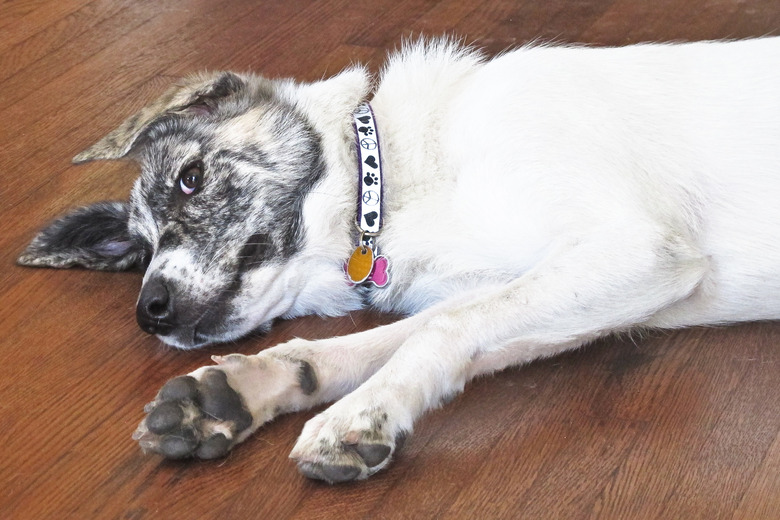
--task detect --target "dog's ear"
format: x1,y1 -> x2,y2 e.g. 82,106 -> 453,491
72,72 -> 246,164
292,67 -> 371,126
17,202 -> 150,271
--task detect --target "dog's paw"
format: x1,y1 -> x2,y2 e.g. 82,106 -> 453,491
133,369 -> 253,459
289,403 -> 407,484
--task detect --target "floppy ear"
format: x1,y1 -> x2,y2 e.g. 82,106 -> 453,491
17,202 -> 150,271
72,71 -> 246,163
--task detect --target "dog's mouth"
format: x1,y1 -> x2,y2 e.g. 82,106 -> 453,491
156,328 -> 209,350
154,322 -> 230,350
151,309 -> 273,350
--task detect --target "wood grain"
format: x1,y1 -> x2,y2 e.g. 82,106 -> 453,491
1,1 -> 779,518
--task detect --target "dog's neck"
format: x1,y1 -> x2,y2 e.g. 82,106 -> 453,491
345,103 -> 390,288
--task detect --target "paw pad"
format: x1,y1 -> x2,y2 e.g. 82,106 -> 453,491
294,438 -> 398,484
133,370 -> 253,460
352,443 -> 392,468
298,461 -> 362,483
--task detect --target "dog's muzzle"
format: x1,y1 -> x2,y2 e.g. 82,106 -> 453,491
135,276 -> 238,348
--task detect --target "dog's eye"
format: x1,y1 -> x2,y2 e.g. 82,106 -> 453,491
178,161 -> 203,195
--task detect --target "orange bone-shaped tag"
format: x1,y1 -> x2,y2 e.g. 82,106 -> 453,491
346,246 -> 374,284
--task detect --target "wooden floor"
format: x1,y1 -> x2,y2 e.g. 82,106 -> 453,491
2,1 -> 780,518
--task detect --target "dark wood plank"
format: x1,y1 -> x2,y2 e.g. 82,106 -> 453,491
1,1 -> 779,518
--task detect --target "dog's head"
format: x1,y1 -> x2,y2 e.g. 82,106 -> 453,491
18,69 -> 369,348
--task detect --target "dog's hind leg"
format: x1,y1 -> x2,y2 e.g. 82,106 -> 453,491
288,229 -> 707,482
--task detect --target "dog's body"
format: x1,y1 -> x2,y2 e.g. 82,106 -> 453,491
18,38 -> 780,482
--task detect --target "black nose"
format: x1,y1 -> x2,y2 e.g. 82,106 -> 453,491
137,278 -> 175,335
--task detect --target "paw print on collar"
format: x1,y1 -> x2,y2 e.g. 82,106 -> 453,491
363,172 -> 378,186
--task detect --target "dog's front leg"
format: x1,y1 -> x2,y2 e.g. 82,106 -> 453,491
290,231 -> 708,482
133,319 -> 421,460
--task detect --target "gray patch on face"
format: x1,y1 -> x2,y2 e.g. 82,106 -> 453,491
125,80 -> 328,347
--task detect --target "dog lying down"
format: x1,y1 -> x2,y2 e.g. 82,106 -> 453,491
18,37 -> 780,483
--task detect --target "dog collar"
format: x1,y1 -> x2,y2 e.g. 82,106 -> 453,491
345,103 -> 390,287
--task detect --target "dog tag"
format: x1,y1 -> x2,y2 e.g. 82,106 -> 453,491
346,246 -> 374,284
366,255 -> 390,287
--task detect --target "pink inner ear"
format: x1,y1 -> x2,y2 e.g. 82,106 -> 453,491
368,256 -> 389,287
181,103 -> 212,117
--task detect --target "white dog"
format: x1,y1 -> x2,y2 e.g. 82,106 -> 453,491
18,38 -> 780,483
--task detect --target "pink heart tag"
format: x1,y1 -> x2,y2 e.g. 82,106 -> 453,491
367,255 -> 389,287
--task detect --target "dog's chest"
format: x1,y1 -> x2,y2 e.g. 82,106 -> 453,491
362,170 -> 553,314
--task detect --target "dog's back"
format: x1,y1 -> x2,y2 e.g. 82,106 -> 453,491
367,38 -> 780,327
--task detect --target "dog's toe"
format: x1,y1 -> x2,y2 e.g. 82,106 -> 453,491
195,433 -> 231,459
352,443 -> 392,468
158,375 -> 199,401
198,370 -> 254,431
158,428 -> 198,459
297,461 -> 362,484
146,401 -> 185,434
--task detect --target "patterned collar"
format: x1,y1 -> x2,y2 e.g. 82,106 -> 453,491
345,103 -> 390,287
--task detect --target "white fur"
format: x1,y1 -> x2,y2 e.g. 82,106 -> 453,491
307,38 -> 780,326
145,38 -> 780,480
